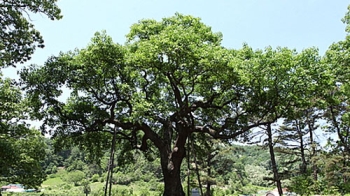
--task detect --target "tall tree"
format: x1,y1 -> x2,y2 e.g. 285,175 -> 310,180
0,0 -> 62,68
242,45 -> 323,193
266,123 -> 283,195
316,5 -> 350,193
20,14 -> 308,195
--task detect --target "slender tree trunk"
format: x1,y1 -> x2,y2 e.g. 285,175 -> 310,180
205,153 -> 212,196
191,136 -> 204,196
187,137 -> 191,196
104,154 -> 111,196
267,124 -> 283,196
296,120 -> 307,173
308,119 -> 318,181
108,130 -> 116,196
105,129 -> 117,196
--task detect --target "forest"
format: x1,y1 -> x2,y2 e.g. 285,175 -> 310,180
2,1 -> 350,196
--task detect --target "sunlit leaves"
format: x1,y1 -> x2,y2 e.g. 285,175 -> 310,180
0,0 -> 62,67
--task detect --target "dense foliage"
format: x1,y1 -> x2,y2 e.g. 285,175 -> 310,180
0,0 -> 62,68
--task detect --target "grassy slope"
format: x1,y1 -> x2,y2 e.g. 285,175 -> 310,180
39,176 -> 161,195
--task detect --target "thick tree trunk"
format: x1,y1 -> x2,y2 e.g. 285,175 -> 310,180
161,148 -> 186,196
267,124 -> 283,196
159,130 -> 187,196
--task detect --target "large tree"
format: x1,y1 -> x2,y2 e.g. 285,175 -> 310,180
20,14 -> 310,195
0,0 -> 62,68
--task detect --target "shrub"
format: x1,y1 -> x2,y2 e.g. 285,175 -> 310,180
112,186 -> 133,196
213,188 -> 226,196
63,170 -> 85,186
113,172 -> 132,185
59,183 -> 72,190
139,188 -> 150,196
91,174 -> 100,182
288,175 -> 313,195
82,179 -> 91,195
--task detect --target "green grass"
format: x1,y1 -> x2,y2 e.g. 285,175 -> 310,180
1,175 -> 160,195
37,176 -> 162,195
41,176 -> 64,187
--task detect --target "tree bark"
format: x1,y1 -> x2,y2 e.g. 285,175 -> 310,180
104,158 -> 111,196
308,116 -> 318,181
161,148 -> 186,196
191,136 -> 204,196
108,130 -> 116,196
267,123 -> 283,196
187,137 -> 191,196
205,153 -> 212,196
159,131 -> 187,196
105,129 -> 117,196
296,120 -> 307,174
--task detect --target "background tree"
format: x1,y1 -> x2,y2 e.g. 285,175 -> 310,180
239,45 -> 320,194
318,5 -> 350,193
0,75 -> 47,188
187,135 -> 224,196
0,0 -> 62,189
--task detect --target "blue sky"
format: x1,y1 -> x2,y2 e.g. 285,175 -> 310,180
3,0 -> 350,76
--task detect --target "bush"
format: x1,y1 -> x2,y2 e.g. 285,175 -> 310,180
59,182 -> 72,190
139,188 -> 150,196
90,187 -> 104,196
288,175 -> 313,195
63,170 -> 86,186
112,186 -> 133,196
91,174 -> 100,182
213,188 -> 226,196
113,172 -> 132,185
148,179 -> 159,191
156,183 -> 164,193
57,168 -> 68,179
241,184 -> 258,195
82,179 -> 91,195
